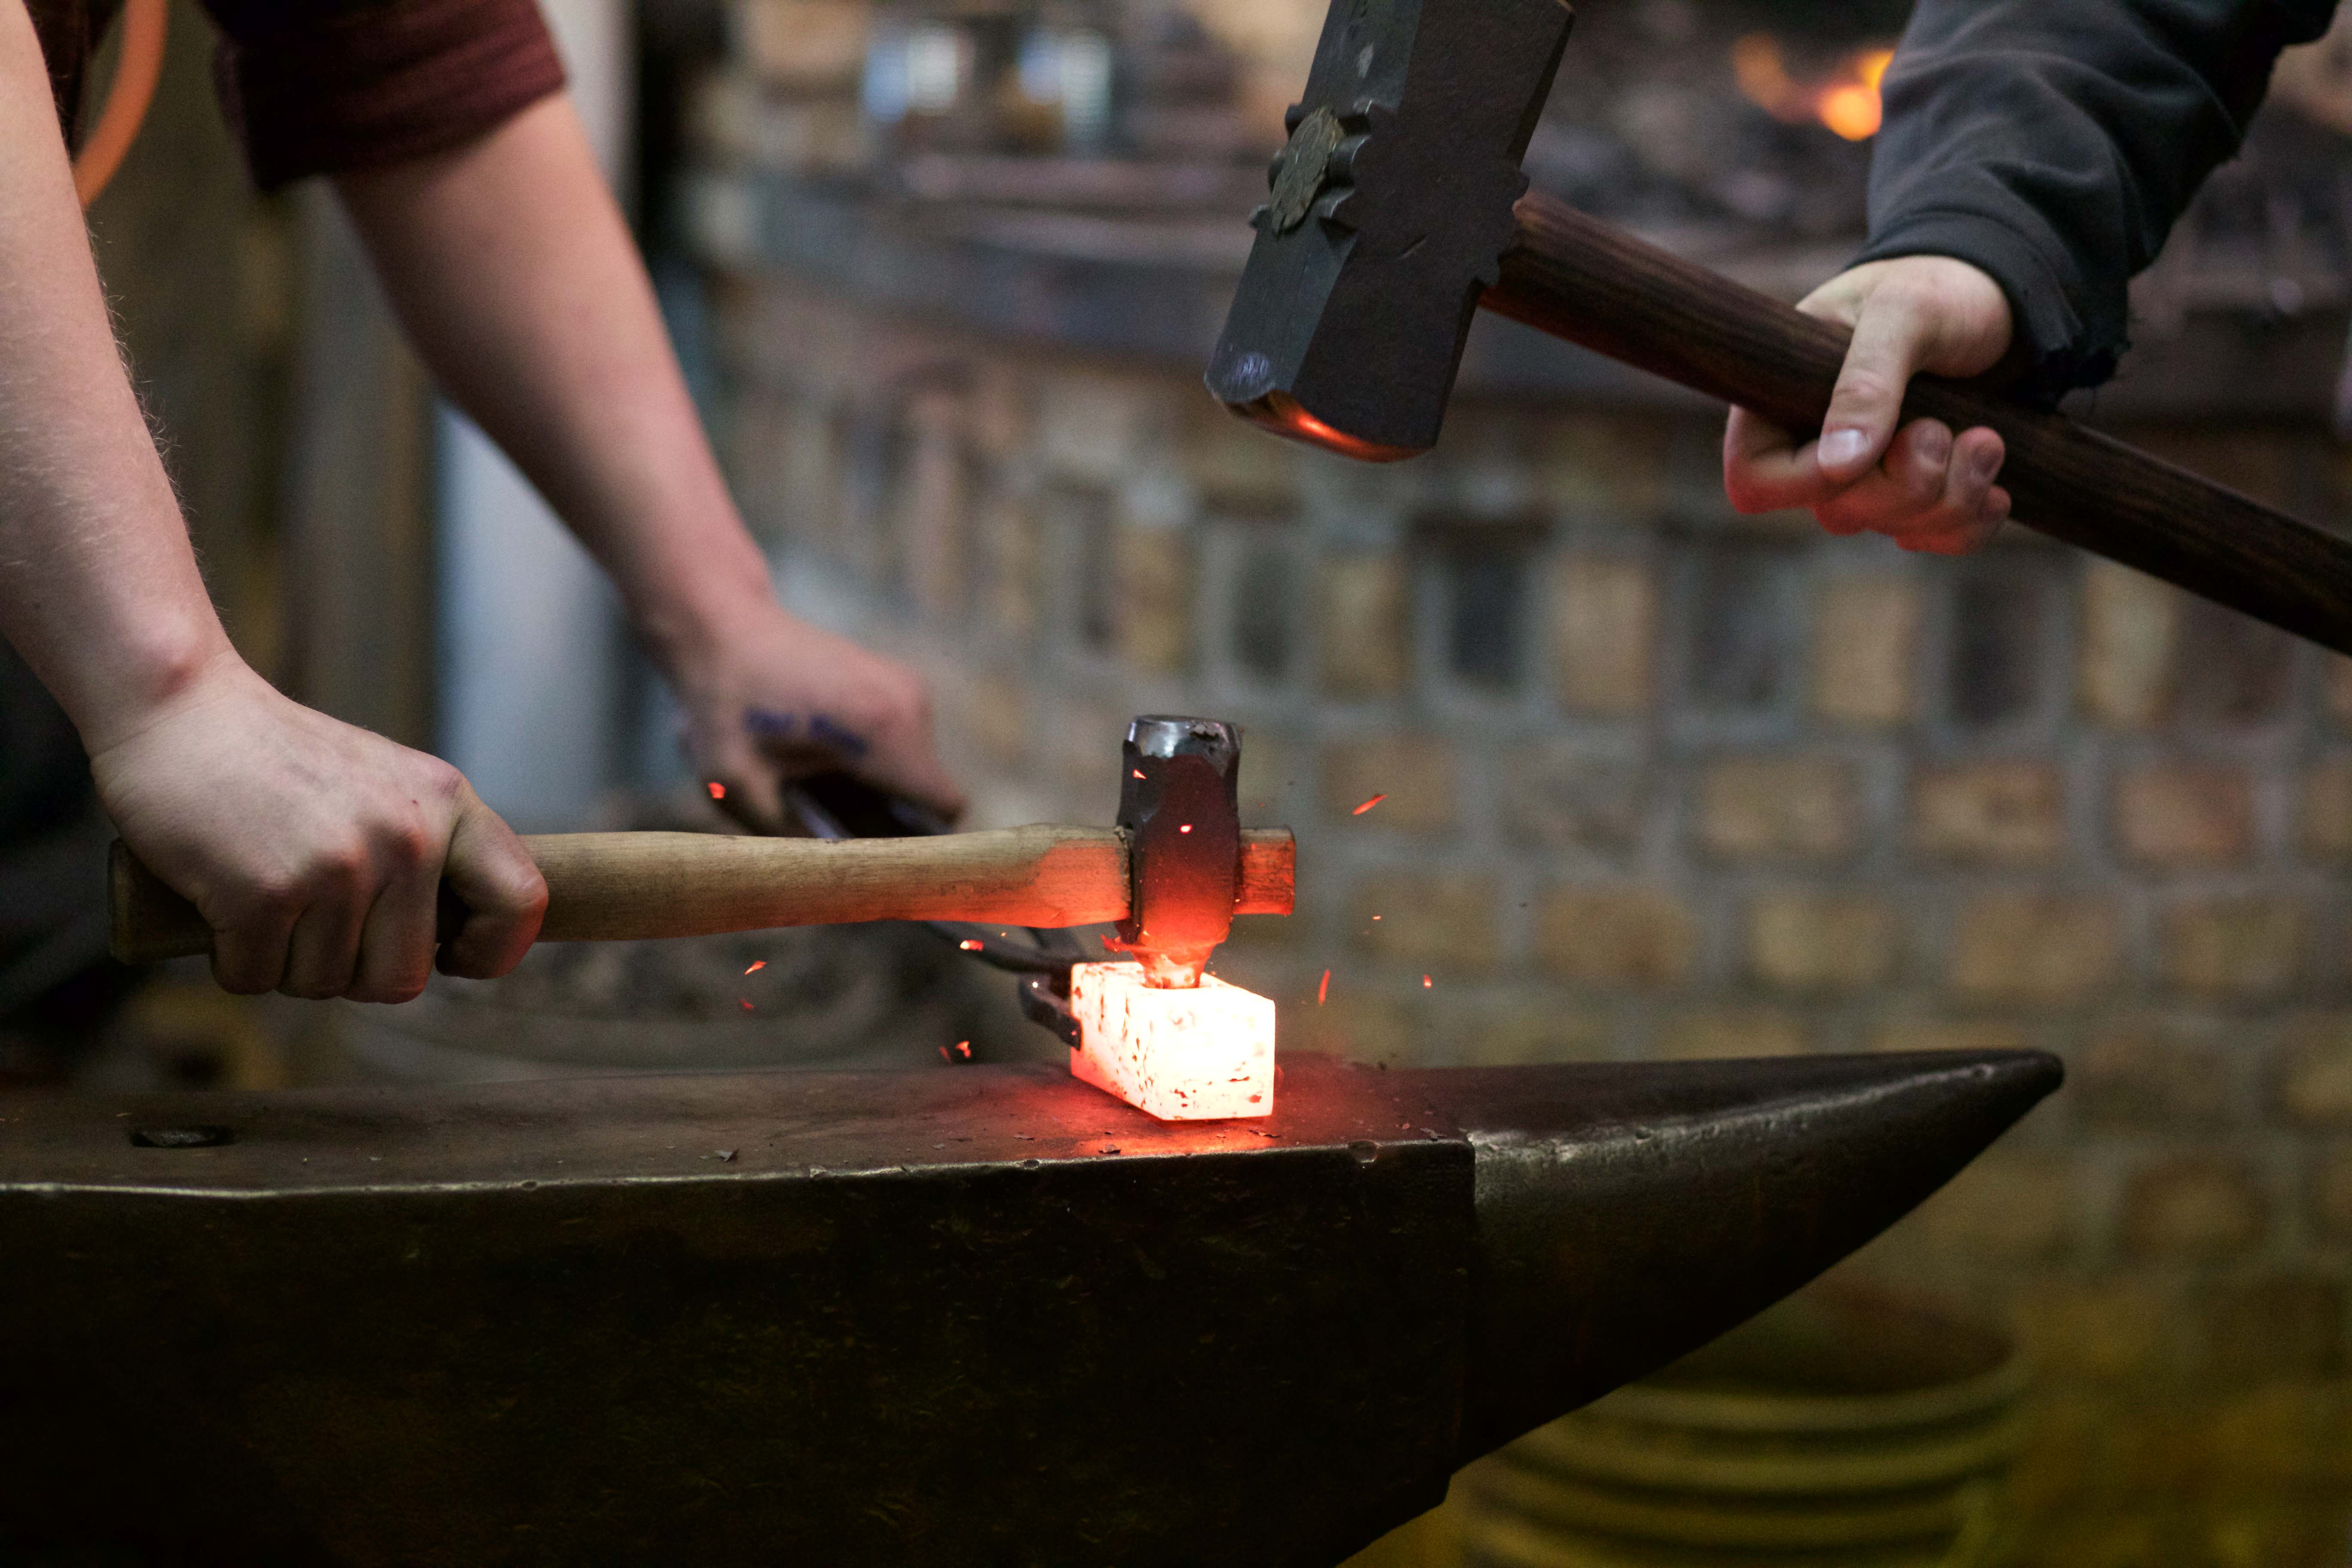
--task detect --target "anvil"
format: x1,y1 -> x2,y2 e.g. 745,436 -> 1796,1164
0,1047 -> 2055,1565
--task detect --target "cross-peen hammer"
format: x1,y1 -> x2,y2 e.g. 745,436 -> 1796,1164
1208,0 -> 2352,654
107,716 -> 1292,982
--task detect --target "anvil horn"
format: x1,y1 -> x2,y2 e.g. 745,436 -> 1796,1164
0,1049 -> 2056,1565
1451,1049 -> 2060,1463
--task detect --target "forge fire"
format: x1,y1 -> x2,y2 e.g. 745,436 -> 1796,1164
1068,960 -> 1274,1121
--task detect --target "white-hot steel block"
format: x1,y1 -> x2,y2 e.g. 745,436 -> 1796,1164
1068,961 -> 1275,1121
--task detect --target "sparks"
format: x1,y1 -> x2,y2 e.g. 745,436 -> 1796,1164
740,998 -> 755,1011
1178,824 -> 1193,834
1351,793 -> 1387,815
1421,974 -> 1432,988
743,960 -> 766,974
1133,769 -> 1146,779
939,1046 -> 951,1062
954,1039 -> 972,1059
1317,968 -> 1330,1005
960,938 -> 984,951
707,781 -> 726,800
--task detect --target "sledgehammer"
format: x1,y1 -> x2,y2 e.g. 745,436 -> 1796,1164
1207,0 -> 2352,652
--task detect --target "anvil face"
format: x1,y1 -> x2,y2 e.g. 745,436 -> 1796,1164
0,1049 -> 2057,1567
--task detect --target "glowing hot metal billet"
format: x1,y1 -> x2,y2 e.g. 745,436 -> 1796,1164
1070,960 -> 1275,1119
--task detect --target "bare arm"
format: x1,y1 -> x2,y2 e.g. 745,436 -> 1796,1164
0,0 -> 218,742
0,0 -> 542,999
336,95 -> 963,830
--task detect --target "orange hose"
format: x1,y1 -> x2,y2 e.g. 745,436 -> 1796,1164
72,0 -> 169,208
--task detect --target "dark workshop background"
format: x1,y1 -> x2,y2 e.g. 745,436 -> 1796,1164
28,0 -> 2352,1560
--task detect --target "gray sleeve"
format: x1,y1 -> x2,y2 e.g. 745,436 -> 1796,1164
1855,0 -> 2337,401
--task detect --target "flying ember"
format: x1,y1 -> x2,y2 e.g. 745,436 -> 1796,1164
1317,968 -> 1330,1005
743,960 -> 766,974
1351,793 -> 1387,815
960,938 -> 984,950
707,781 -> 726,800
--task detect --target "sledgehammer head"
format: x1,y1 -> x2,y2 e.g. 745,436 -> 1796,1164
1205,0 -> 1573,459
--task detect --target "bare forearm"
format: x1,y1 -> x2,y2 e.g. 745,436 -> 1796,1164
334,94 -> 769,664
0,0 -> 232,750
338,92 -> 965,823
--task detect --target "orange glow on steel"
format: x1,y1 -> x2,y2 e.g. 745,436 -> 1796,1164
1236,392 -> 1424,462
1352,793 -> 1387,815
1069,961 -> 1275,1121
1283,407 -> 1395,459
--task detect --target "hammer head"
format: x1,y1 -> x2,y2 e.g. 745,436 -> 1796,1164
1205,0 -> 1573,460
1110,715 -> 1240,986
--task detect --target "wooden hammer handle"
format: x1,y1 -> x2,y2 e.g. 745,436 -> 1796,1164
1488,191 -> 2352,655
109,827 -> 1299,965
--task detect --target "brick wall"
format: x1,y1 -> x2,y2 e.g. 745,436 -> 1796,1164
712,273 -> 2352,1565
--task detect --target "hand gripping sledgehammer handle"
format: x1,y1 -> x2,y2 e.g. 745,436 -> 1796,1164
1204,0 -> 2352,656
1488,191 -> 2352,654
108,828 -> 1299,965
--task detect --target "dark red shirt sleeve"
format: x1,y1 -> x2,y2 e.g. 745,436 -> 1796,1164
204,0 -> 567,190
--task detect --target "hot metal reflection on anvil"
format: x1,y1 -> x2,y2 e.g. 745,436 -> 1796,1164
0,1047 -> 2058,1565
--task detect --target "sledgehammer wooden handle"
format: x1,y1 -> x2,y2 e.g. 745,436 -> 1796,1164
1487,191 -> 2352,655
109,827 -> 1298,965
